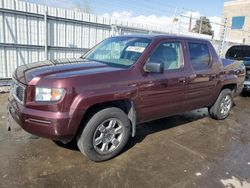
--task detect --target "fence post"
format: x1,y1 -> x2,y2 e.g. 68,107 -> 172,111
44,10 -> 48,60
111,25 -> 119,36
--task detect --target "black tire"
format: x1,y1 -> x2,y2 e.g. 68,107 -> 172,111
209,89 -> 233,120
77,107 -> 131,162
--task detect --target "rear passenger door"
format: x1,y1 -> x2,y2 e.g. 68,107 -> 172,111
185,41 -> 218,110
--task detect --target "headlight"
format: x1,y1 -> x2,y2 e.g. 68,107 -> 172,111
35,87 -> 64,102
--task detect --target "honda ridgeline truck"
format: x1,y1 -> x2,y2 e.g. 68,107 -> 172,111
8,35 -> 245,161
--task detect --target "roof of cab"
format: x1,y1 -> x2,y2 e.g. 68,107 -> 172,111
112,34 -> 210,42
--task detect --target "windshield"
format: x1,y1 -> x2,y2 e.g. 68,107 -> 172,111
82,37 -> 151,68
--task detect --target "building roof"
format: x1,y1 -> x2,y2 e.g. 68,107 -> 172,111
224,0 -> 250,6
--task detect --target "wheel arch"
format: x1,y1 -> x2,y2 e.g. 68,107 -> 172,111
76,99 -> 137,138
211,83 -> 236,107
221,83 -> 237,93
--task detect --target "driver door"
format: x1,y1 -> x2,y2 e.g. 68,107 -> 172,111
137,40 -> 189,122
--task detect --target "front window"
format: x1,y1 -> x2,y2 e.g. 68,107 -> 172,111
147,41 -> 184,71
82,37 -> 151,68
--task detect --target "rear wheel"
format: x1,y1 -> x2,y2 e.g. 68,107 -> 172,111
77,107 -> 131,162
209,89 -> 233,120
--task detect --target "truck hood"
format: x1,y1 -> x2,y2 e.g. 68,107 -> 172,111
13,58 -> 125,84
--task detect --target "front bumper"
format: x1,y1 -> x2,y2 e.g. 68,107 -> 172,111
8,97 -> 80,142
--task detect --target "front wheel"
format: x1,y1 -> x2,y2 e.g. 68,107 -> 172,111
77,107 -> 131,162
209,89 -> 233,120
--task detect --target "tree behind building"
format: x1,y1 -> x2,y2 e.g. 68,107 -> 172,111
192,16 -> 214,37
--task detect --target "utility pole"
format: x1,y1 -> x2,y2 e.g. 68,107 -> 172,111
219,18 -> 228,57
199,17 -> 203,34
178,8 -> 184,34
171,7 -> 178,34
188,12 -> 192,32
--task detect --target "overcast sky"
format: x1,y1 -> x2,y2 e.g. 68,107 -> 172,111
24,0 -> 228,38
24,0 -> 226,16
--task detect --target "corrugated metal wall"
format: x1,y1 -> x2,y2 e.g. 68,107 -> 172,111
0,0 -> 239,79
0,0 -> 168,78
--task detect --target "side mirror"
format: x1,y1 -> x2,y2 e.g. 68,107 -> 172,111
80,49 -> 91,58
144,62 -> 164,73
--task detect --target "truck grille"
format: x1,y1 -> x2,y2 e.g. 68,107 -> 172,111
12,81 -> 25,103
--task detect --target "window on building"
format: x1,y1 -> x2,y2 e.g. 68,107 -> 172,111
188,43 -> 210,71
231,16 -> 245,29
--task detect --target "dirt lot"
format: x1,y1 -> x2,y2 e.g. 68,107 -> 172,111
1,93 -> 250,188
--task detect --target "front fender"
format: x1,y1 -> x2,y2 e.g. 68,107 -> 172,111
68,87 -> 138,138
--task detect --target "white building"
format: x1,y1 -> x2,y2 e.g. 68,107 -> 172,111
223,0 -> 250,44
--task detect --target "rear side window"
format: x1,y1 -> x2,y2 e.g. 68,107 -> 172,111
188,43 -> 210,71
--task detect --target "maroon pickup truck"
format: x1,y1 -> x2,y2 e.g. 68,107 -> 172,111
8,35 -> 245,161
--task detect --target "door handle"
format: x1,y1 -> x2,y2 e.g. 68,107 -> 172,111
210,74 -> 217,79
189,74 -> 197,79
159,80 -> 168,87
178,77 -> 186,83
